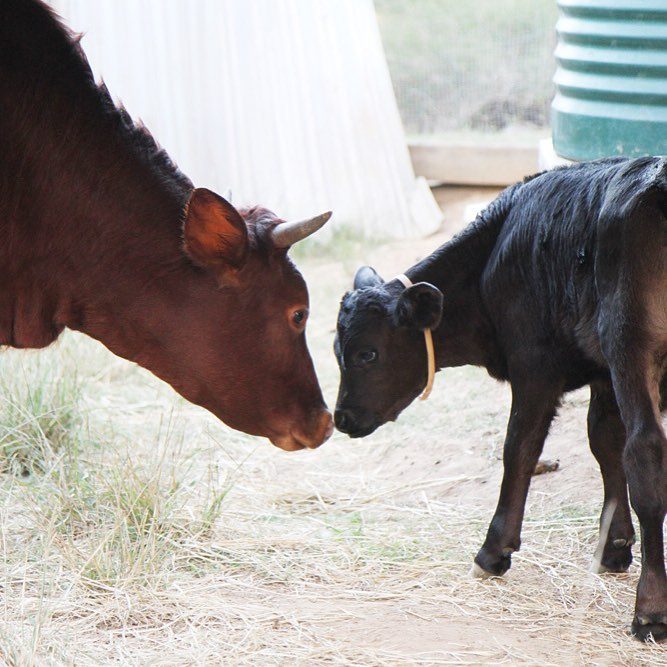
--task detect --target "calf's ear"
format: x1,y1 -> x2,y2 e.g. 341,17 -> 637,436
354,266 -> 384,290
394,282 -> 443,330
182,188 -> 249,277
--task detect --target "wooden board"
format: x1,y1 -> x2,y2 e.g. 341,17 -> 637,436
409,141 -> 540,186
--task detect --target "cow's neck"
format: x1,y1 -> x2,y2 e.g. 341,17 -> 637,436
402,201 -> 510,380
1,174 -> 191,356
0,2 -> 198,357
0,102 -> 194,358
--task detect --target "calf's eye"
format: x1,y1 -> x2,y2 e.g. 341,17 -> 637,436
359,349 -> 378,364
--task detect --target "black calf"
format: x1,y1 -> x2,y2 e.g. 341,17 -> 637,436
334,156 -> 667,641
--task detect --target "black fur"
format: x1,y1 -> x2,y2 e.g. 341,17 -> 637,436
335,156 -> 667,640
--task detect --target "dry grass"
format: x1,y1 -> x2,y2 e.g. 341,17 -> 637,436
0,230 -> 666,665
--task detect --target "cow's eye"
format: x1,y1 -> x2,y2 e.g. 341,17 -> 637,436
292,309 -> 308,326
359,349 -> 378,365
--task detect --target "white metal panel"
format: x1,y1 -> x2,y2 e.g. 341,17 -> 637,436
49,0 -> 442,239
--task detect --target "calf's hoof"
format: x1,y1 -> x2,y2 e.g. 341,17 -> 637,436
470,562 -> 494,579
473,547 -> 512,577
595,539 -> 634,574
631,614 -> 667,643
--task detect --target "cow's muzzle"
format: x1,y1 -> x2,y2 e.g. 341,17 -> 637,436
271,409 -> 334,451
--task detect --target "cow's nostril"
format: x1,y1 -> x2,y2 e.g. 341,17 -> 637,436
334,409 -> 353,433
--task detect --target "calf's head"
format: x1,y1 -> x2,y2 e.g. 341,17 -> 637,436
132,188 -> 333,451
334,267 -> 443,437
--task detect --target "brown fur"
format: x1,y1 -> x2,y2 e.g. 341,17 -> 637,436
0,0 -> 332,450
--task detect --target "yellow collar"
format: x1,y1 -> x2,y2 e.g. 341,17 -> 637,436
394,274 -> 436,401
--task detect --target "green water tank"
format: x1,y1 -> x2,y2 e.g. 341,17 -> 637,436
552,0 -> 667,160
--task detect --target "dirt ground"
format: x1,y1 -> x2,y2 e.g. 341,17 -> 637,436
1,187 -> 666,665
291,187 -> 666,665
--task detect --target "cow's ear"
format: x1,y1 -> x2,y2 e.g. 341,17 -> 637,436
183,188 -> 248,275
354,266 -> 384,290
394,282 -> 443,330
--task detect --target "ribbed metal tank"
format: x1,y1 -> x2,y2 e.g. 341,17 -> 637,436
552,0 -> 667,160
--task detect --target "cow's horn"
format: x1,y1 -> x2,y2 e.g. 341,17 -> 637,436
270,211 -> 332,248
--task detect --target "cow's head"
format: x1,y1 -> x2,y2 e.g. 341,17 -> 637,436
333,266 -> 443,437
137,188 -> 333,451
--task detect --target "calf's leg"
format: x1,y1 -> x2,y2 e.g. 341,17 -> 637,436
594,165 -> 667,639
473,378 -> 561,577
607,359 -> 667,641
587,380 -> 635,573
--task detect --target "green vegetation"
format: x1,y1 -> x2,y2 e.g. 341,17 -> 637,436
0,361 -> 84,477
375,0 -> 558,135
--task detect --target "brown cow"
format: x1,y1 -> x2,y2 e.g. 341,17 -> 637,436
0,0 -> 333,451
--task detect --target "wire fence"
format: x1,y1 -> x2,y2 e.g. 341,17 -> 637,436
375,0 -> 558,139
